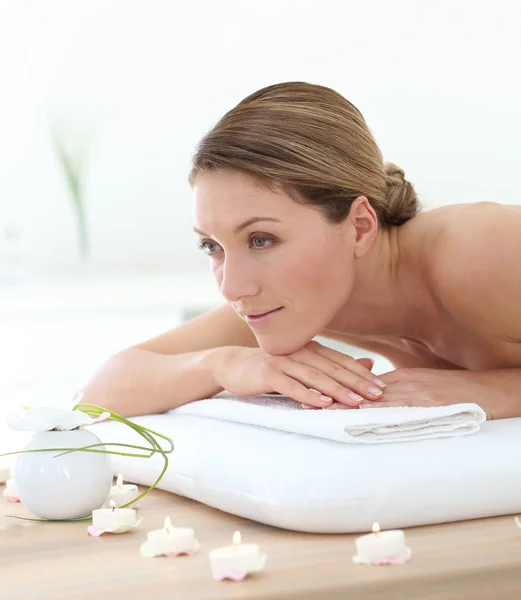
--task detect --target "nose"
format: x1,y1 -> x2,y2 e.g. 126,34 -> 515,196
218,254 -> 261,303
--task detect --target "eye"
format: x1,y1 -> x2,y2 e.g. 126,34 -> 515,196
249,235 -> 276,249
196,240 -> 222,255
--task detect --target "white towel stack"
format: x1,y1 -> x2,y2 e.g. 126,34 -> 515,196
172,393 -> 486,444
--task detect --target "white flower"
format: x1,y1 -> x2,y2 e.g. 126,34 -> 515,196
6,406 -> 110,432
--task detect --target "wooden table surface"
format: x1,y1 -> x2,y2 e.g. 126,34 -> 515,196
1,485 -> 520,600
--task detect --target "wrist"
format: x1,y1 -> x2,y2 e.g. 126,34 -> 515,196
198,346 -> 235,390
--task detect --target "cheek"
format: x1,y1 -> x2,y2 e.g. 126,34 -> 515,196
287,244 -> 346,289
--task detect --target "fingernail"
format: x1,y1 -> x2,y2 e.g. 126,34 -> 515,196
368,386 -> 383,397
347,391 -> 363,403
318,394 -> 332,403
360,402 -> 375,408
373,379 -> 386,389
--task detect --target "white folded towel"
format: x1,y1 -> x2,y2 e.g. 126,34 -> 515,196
172,393 -> 487,444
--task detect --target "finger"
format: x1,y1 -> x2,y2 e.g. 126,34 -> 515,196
359,395 -> 418,409
266,371 -> 334,408
278,362 -> 380,407
356,357 -> 374,371
322,401 -> 357,411
286,352 -> 386,404
375,370 -> 403,384
307,342 -> 386,389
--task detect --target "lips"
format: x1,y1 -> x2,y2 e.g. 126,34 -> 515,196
246,307 -> 283,319
248,309 -> 278,318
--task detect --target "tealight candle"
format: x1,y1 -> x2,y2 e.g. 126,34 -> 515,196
353,522 -> 411,565
2,478 -> 20,502
0,464 -> 12,484
108,474 -> 139,507
88,499 -> 141,536
140,516 -> 200,557
208,530 -> 267,581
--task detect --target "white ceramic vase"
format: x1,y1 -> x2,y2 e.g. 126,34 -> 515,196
14,429 -> 113,520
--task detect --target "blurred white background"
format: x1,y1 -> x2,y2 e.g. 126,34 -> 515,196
0,0 -> 520,414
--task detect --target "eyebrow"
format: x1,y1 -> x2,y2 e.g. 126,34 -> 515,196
193,216 -> 282,237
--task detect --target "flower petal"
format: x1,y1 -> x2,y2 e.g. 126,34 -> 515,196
6,407 -> 111,432
54,410 -> 110,430
6,407 -> 72,431
212,571 -> 248,582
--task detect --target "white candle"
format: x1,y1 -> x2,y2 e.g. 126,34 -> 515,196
89,499 -> 140,536
108,474 -> 139,507
0,465 -> 12,484
2,478 -> 20,502
208,531 -> 267,581
353,522 -> 411,565
140,516 -> 199,557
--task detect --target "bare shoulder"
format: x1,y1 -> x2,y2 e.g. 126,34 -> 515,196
428,201 -> 521,283
133,302 -> 258,354
427,202 -> 521,336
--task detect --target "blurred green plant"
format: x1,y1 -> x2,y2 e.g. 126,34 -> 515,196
50,126 -> 89,259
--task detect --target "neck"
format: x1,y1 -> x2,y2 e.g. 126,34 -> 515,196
326,223 -> 437,340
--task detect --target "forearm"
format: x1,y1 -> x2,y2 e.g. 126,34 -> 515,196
471,368 -> 521,419
79,347 -> 225,417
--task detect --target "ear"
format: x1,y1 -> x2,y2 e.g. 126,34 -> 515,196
347,196 -> 379,258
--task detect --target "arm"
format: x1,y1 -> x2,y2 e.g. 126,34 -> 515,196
468,368 -> 521,419
371,367 -> 521,419
79,303 -> 259,417
80,304 -> 384,415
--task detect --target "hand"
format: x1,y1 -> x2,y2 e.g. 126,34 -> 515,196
358,368 -> 483,411
208,341 -> 387,408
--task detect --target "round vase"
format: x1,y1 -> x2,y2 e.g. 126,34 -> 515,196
14,429 -> 113,520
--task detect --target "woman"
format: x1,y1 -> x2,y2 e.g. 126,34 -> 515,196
81,82 -> 521,420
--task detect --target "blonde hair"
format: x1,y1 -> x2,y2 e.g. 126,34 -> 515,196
189,82 -> 420,227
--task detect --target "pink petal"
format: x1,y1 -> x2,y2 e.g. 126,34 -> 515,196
7,495 -> 20,503
165,548 -> 197,557
372,550 -> 411,565
212,571 -> 248,582
87,526 -> 106,537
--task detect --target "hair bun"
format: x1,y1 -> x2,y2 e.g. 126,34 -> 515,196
383,162 -> 421,226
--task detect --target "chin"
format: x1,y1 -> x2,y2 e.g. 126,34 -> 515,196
256,334 -> 315,356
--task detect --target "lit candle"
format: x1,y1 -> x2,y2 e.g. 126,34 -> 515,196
108,474 -> 139,507
2,478 -> 20,503
88,499 -> 141,536
353,522 -> 411,565
140,516 -> 200,557
0,464 -> 12,484
208,530 -> 267,581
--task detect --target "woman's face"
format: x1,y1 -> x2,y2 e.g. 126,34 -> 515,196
192,170 -> 356,354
